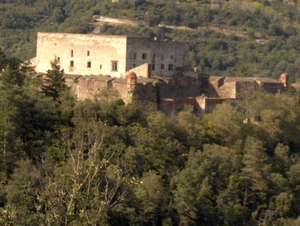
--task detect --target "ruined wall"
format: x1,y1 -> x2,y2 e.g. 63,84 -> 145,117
126,38 -> 188,76
235,81 -> 259,98
159,97 -> 196,114
66,75 -> 158,105
36,33 -> 128,77
196,96 -> 231,114
129,63 -> 152,78
135,82 -> 158,103
158,75 -> 202,99
66,76 -> 114,101
260,83 -> 286,94
205,77 -> 236,98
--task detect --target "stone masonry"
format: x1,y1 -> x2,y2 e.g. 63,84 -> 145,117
35,32 -> 188,78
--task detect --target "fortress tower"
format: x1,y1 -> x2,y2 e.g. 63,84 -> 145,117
35,32 -> 188,78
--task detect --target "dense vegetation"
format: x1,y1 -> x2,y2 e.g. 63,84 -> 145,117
2,0 -> 300,79
1,1 -> 300,225
1,47 -> 300,225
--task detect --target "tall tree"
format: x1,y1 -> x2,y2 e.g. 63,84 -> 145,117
42,61 -> 67,102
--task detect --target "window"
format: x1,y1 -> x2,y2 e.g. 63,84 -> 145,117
87,61 -> 91,68
112,61 -> 118,72
152,54 -> 156,62
70,60 -> 74,67
57,57 -> 61,62
100,64 -> 102,70
71,50 -> 74,57
133,64 -> 136,68
152,64 -> 155,71
133,52 -> 137,60
161,64 -> 165,70
170,55 -> 174,60
168,64 -> 174,71
87,50 -> 90,56
142,53 -> 147,60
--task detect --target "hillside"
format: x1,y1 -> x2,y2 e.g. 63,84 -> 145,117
1,0 -> 300,79
1,1 -> 300,225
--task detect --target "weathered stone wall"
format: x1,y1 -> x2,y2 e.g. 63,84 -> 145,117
36,33 -> 128,77
129,63 -> 152,78
36,33 -> 189,79
126,38 -> 188,76
66,75 -> 158,105
158,75 -> 202,99
159,97 -> 196,114
66,76 -> 114,101
235,81 -> 259,98
196,96 -> 232,114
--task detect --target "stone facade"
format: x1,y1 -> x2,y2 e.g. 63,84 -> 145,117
35,32 -> 188,78
34,32 -> 294,115
63,72 -> 290,115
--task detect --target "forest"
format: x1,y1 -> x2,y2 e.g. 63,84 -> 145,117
0,47 -> 300,225
1,0 -> 300,225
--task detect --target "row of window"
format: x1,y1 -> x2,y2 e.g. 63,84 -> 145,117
132,52 -> 174,61
69,60 -> 173,72
69,60 -> 118,72
65,58 -> 174,72
69,50 -> 175,62
132,63 -> 174,71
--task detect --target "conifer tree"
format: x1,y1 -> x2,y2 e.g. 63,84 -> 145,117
42,60 -> 67,102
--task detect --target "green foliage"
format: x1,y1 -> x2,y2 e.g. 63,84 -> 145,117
42,61 -> 67,102
1,55 -> 300,225
0,1 -> 299,224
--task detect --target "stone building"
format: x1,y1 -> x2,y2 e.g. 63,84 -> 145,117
35,32 -> 188,78
33,32 -> 294,115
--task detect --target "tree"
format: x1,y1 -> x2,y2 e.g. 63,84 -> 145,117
42,61 -> 67,102
173,145 -> 241,226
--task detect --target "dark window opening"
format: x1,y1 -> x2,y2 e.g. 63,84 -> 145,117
100,64 -> 102,70
87,51 -> 90,56
87,61 -> 91,68
168,64 -> 174,71
152,64 -> 155,71
71,50 -> 74,57
70,61 -> 74,67
112,61 -> 118,72
152,54 -> 156,63
133,52 -> 137,60
142,53 -> 147,60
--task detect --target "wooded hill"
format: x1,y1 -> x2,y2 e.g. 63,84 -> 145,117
2,0 -> 300,79
1,1 -> 300,225
1,45 -> 300,226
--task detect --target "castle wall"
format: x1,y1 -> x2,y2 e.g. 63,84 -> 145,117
36,33 -> 128,77
196,96 -> 231,114
126,38 -> 188,76
158,76 -> 202,98
66,76 -> 114,101
129,63 -> 152,78
159,97 -> 197,114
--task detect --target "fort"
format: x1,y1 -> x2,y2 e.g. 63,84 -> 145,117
33,32 -> 292,114
35,32 -> 188,78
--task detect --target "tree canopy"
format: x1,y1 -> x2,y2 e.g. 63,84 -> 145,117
0,49 -> 300,225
